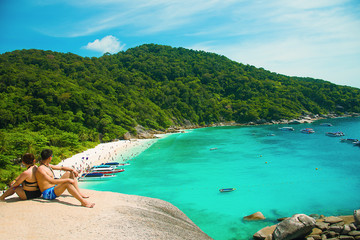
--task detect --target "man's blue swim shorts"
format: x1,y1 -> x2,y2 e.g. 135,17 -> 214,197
42,186 -> 57,200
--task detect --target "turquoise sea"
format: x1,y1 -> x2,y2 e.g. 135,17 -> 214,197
82,117 -> 360,240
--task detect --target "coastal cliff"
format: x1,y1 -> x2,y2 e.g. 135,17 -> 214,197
0,189 -> 212,240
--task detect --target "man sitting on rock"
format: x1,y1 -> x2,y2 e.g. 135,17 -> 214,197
36,149 -> 95,208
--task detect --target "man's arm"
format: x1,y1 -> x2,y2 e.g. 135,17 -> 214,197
37,167 -> 74,185
50,164 -> 79,177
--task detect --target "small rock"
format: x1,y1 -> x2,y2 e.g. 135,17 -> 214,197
321,234 -> 327,240
311,228 -> 323,235
355,210 -> 360,226
253,225 -> 276,240
355,236 -> 360,240
339,236 -> 355,240
329,225 -> 343,233
350,224 -> 357,231
324,216 -> 344,224
316,222 -> 330,231
311,235 -> 322,240
349,231 -> 360,236
327,231 -> 339,238
334,222 -> 346,227
307,237 -> 315,240
244,212 -> 266,221
343,225 -> 352,235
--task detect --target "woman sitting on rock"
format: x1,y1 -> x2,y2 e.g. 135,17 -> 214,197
0,153 -> 42,201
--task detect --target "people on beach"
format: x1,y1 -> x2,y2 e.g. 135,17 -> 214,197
36,149 -> 95,208
0,153 -> 42,201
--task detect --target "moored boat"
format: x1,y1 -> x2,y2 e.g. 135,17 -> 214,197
101,162 -> 130,168
340,138 -> 359,143
278,127 -> 294,131
78,172 -> 116,181
300,128 -> 315,134
326,132 -> 345,137
320,123 -> 333,127
219,188 -> 236,192
90,166 -> 125,174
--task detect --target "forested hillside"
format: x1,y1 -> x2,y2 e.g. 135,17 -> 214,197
1,44 -> 360,187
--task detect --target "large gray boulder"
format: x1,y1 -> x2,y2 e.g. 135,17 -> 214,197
272,214 -> 316,240
354,210 -> 360,226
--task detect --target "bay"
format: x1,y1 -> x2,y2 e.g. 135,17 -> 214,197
82,117 -> 360,240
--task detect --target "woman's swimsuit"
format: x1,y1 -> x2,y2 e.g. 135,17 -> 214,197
22,167 -> 42,199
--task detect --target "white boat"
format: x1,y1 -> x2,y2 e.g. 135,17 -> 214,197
78,172 -> 115,181
90,166 -> 125,174
279,127 -> 294,131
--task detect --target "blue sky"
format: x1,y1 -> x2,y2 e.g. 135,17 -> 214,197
1,0 -> 360,88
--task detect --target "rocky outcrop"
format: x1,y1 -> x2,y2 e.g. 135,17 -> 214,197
253,210 -> 360,240
0,189 -> 212,240
272,214 -> 316,240
244,212 -> 266,221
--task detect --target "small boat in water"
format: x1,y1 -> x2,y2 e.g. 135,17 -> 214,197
219,188 -> 236,192
340,138 -> 359,143
320,123 -> 333,127
326,132 -> 345,137
78,172 -> 115,181
278,127 -> 294,131
300,128 -> 315,134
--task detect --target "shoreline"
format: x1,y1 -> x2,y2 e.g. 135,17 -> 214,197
54,133 -> 171,178
54,113 -> 360,178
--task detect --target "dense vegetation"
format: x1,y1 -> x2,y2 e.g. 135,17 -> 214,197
1,44 -> 360,188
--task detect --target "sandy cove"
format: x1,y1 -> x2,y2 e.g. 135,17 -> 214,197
0,189 -> 212,240
54,137 -> 164,178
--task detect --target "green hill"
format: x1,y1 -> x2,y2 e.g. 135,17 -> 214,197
1,44 -> 359,187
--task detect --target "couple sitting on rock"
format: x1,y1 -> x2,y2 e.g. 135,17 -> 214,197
0,149 -> 95,208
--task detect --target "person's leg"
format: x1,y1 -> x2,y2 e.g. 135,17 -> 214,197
61,172 -> 89,198
15,187 -> 27,200
54,183 -> 94,208
0,188 -> 15,201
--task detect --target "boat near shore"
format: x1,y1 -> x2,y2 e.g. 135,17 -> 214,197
78,172 -> 116,181
90,166 -> 125,174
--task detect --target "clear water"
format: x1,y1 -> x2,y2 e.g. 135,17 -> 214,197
82,117 -> 360,240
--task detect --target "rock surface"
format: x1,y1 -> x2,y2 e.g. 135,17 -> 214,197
272,214 -> 316,240
0,189 -> 212,240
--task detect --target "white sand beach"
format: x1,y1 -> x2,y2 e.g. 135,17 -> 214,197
54,136 -> 166,178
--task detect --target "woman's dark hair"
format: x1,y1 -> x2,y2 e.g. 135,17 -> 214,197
22,153 -> 35,165
41,149 -> 53,161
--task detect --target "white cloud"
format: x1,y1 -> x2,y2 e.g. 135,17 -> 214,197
83,35 -> 125,54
